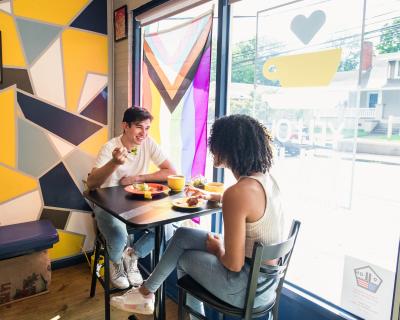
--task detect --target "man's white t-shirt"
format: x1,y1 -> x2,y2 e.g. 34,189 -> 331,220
94,135 -> 166,188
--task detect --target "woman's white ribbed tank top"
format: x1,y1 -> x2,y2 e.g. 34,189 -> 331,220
239,172 -> 285,258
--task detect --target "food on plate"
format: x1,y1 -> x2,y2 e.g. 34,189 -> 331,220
190,175 -> 207,189
131,183 -> 166,193
132,183 -> 150,191
186,196 -> 199,207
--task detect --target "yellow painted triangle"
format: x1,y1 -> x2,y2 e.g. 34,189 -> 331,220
49,230 -> 85,260
0,165 -> 38,203
0,88 -> 16,168
13,0 -> 90,26
62,28 -> 108,113
0,11 -> 26,67
79,127 -> 108,157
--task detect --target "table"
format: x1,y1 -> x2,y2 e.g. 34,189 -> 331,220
84,185 -> 221,320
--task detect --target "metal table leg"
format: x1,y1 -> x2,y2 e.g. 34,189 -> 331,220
154,225 -> 166,320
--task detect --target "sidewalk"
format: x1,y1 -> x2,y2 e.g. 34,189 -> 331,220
338,138 -> 400,157
311,147 -> 400,166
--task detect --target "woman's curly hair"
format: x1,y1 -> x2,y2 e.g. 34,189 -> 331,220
209,114 -> 273,176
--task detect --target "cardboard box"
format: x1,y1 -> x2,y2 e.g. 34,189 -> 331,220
0,250 -> 51,306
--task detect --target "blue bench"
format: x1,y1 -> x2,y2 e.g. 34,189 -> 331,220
0,220 -> 59,260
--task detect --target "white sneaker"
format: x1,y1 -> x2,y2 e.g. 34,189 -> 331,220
110,260 -> 130,289
123,247 -> 143,287
111,287 -> 155,315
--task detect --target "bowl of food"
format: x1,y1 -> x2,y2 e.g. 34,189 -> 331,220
204,182 -> 224,194
190,175 -> 207,189
167,175 -> 186,191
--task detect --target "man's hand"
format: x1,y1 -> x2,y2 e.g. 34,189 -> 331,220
119,175 -> 142,186
112,147 -> 128,165
206,233 -> 224,258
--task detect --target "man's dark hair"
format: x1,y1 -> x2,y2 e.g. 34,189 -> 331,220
122,107 -> 153,126
209,114 -> 274,176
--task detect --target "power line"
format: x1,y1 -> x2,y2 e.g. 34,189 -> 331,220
228,22 -> 400,63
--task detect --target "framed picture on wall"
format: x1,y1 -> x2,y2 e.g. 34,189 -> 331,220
0,31 -> 3,84
114,5 -> 128,42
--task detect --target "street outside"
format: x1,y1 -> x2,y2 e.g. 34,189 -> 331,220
203,120 -> 400,309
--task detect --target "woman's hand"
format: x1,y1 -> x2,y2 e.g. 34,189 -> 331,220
206,233 -> 224,258
185,186 -> 223,203
184,185 -> 211,200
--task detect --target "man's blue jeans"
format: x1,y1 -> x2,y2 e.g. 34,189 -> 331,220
94,206 -> 155,262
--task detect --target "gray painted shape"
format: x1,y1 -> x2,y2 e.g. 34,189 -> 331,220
64,149 -> 94,191
290,10 -> 326,45
18,118 -> 60,177
16,18 -> 62,65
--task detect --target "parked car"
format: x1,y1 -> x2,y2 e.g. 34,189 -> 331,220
273,139 -> 301,157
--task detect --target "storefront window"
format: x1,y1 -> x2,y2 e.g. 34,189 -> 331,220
227,0 -> 399,318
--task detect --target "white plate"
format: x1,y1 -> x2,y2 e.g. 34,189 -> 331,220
172,197 -> 206,209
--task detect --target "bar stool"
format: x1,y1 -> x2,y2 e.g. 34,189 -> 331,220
89,220 -> 154,320
90,226 -> 122,320
177,220 -> 301,320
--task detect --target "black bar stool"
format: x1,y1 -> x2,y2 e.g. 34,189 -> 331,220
177,220 -> 301,320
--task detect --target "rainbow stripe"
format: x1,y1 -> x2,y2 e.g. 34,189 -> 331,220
142,12 -> 212,180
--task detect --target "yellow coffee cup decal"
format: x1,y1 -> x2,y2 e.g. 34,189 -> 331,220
263,48 -> 342,87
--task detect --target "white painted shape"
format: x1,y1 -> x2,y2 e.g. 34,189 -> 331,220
0,190 -> 42,226
78,73 -> 108,112
30,38 -> 66,108
0,1 -> 11,14
65,211 -> 96,252
47,133 -> 75,157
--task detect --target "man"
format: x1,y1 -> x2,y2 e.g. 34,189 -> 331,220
87,107 -> 176,289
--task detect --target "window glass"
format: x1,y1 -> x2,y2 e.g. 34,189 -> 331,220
368,93 -> 378,108
227,0 -> 400,318
143,1 -> 218,186
141,2 -> 218,229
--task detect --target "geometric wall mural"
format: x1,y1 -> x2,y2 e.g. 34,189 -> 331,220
17,91 -> 103,145
0,68 -> 34,93
39,162 -> 93,211
40,208 -> 70,230
80,87 -> 108,125
0,0 -> 108,261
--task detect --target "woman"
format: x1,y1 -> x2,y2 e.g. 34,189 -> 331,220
111,114 -> 286,316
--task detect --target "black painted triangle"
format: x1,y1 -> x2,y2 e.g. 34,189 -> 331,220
40,207 -> 70,229
39,162 -> 92,211
0,68 -> 33,94
80,87 -> 108,125
70,0 -> 107,35
17,91 -> 102,145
